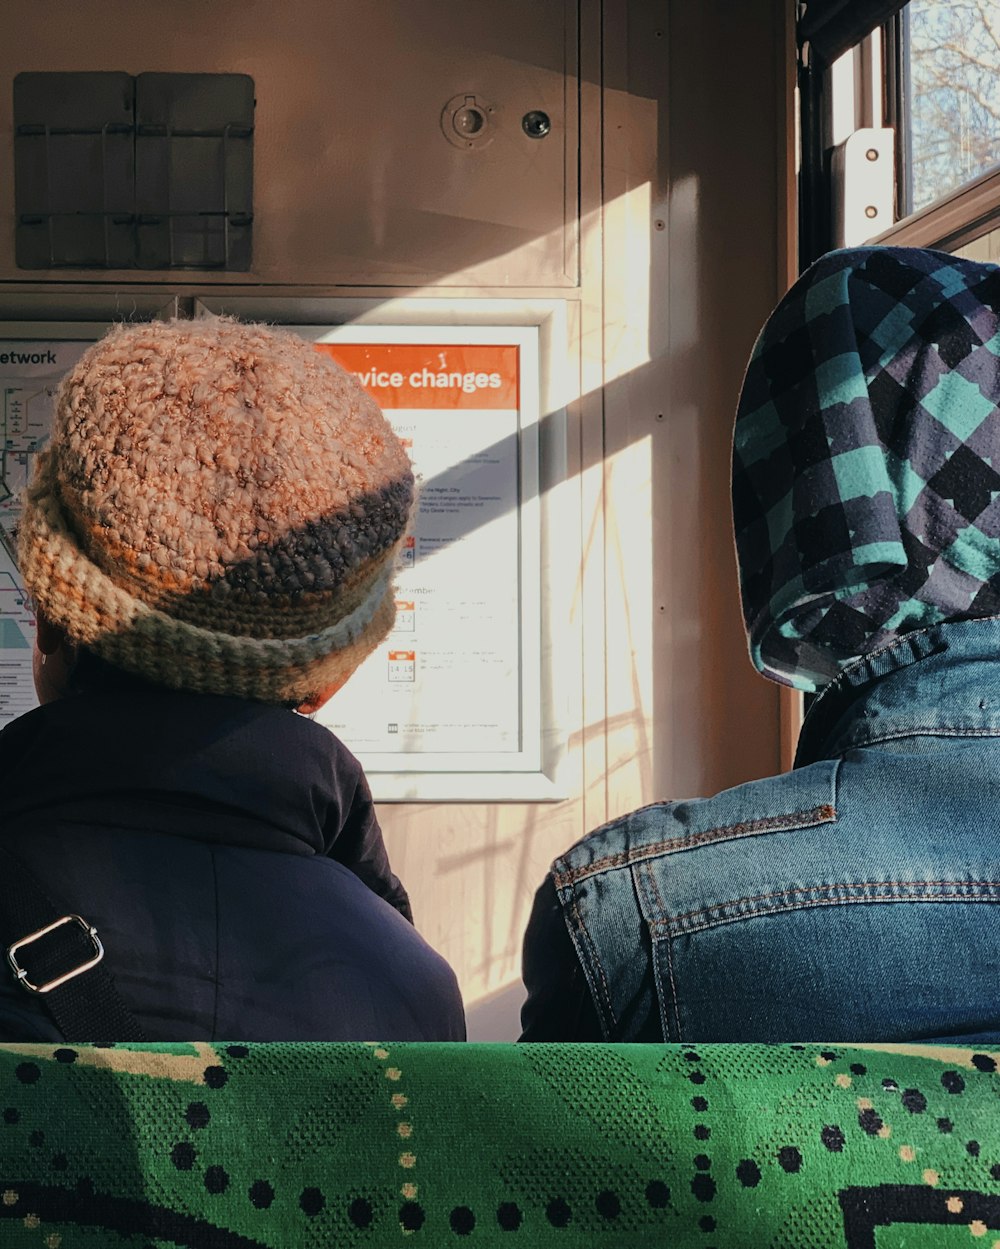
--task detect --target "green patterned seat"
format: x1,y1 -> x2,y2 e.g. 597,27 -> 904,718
0,1041 -> 998,1246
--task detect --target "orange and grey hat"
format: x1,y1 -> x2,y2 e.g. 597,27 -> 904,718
18,317 -> 414,704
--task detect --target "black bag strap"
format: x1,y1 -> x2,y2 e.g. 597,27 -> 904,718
0,848 -> 146,1042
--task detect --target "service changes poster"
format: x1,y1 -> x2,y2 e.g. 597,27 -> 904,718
312,338 -> 536,771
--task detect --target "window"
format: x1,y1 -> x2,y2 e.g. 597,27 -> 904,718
805,0 -> 1000,259
900,0 -> 1000,215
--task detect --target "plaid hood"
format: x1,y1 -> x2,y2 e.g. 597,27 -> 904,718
733,245 -> 1000,690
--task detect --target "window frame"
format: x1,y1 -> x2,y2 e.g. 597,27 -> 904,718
874,4 -> 1000,251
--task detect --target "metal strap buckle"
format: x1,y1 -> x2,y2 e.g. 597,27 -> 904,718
6,914 -> 105,994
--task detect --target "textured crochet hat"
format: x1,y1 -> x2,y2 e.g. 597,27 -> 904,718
18,317 -> 414,704
734,245 -> 1000,690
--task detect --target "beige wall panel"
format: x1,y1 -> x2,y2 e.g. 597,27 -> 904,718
0,0 -> 578,287
598,0 -> 787,815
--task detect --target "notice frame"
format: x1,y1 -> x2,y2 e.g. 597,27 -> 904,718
298,324 -> 553,801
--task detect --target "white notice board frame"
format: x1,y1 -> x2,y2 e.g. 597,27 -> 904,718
196,297 -> 572,802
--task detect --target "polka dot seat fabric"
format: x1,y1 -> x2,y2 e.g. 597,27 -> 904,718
0,1044 -> 998,1246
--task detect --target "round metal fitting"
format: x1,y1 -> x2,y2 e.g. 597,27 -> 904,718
441,93 -> 495,149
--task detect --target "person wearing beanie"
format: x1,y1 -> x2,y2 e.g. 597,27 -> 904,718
0,316 -> 465,1041
522,246 -> 1000,1043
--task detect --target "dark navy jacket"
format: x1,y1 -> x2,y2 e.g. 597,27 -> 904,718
0,690 -> 465,1041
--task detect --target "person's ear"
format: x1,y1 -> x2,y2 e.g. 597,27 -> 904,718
296,674 -> 350,716
33,610 -> 78,704
35,612 -> 66,656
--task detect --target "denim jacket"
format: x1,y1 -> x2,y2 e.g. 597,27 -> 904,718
521,617 -> 1000,1043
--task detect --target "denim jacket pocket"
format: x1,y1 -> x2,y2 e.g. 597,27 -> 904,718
639,762 -> 839,1040
554,759 -> 840,1041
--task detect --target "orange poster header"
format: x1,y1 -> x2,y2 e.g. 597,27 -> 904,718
313,343 -> 519,410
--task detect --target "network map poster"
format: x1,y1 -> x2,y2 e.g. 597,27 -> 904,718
0,340 -> 89,729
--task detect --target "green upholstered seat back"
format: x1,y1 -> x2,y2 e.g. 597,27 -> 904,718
0,1041 -> 997,1246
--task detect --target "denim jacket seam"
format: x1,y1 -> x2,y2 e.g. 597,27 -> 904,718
561,882 -> 618,1035
669,890 -> 1000,937
836,725 -> 1000,752
653,879 -> 1000,937
636,860 -> 682,1042
552,803 -> 837,888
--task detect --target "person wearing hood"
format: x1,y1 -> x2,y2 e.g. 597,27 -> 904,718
0,317 -> 465,1042
521,245 -> 1000,1043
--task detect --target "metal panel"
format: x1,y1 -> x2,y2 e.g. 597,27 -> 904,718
134,73 -> 254,270
0,0 -> 578,287
13,72 -> 134,268
13,70 -> 254,270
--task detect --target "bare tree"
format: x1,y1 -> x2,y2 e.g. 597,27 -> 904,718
907,0 -> 1000,210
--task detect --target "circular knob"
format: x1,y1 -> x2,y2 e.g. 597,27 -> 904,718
522,110 -> 551,139
454,106 -> 485,136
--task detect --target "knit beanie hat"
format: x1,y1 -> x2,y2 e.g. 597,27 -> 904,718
17,317 -> 414,705
734,245 -> 1000,691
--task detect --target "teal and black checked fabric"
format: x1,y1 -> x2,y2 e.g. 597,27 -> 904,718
734,246 -> 1000,690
